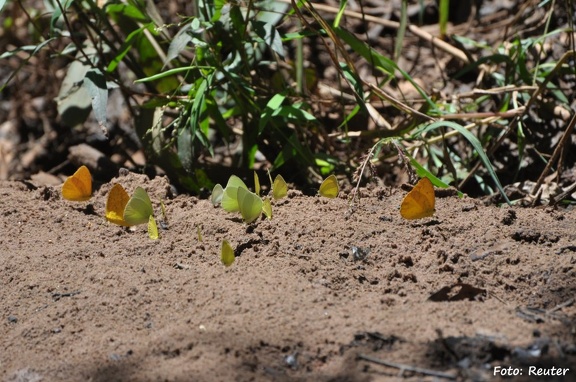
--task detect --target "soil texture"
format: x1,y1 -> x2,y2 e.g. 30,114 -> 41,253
1,171 -> 575,381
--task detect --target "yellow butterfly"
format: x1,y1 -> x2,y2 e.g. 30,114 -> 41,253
148,215 -> 159,240
221,240 -> 235,266
262,197 -> 272,220
272,174 -> 288,200
62,165 -> 92,201
197,224 -> 203,242
319,174 -> 339,198
400,177 -> 435,220
105,184 -> 130,226
159,199 -> 168,228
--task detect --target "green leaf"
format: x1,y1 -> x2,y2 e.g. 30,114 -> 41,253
438,0 -> 449,38
177,125 -> 194,173
134,66 -> 214,83
50,0 -> 74,36
190,74 -> 211,141
107,26 -> 146,73
105,3 -> 148,22
417,121 -> 511,205
393,0 -> 407,61
274,105 -> 316,122
165,22 -> 193,67
260,93 -> 286,132
0,40 -> 54,60
252,20 -> 284,58
83,68 -> 108,127
333,0 -> 348,28
404,153 -> 464,198
56,46 -> 97,127
334,27 -> 438,111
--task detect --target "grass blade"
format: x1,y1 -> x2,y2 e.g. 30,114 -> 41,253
417,121 -> 511,205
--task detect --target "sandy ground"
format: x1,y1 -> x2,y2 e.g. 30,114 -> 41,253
1,171 -> 575,381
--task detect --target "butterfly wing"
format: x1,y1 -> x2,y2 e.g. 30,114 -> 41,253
226,175 -> 248,189
221,186 -> 241,212
319,174 -> 339,198
123,187 -> 154,226
221,176 -> 248,212
105,184 -> 130,226
62,165 -> 92,201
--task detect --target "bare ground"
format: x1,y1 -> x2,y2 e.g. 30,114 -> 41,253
1,171 -> 575,381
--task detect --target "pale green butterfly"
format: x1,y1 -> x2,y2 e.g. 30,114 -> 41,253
254,171 -> 261,196
123,186 -> 154,226
221,175 -> 248,212
221,240 -> 235,266
210,183 -> 224,206
272,174 -> 288,200
237,186 -> 262,223
160,199 -> 168,223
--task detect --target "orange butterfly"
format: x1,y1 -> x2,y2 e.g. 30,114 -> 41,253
61,165 -> 92,201
400,177 -> 435,220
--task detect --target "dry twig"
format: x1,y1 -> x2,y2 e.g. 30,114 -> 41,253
358,353 -> 457,380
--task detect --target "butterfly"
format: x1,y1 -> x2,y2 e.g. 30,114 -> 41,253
400,177 -> 435,220
319,174 -> 339,198
254,171 -> 261,196
272,174 -> 288,200
221,175 -> 248,213
123,186 -> 154,226
237,186 -> 263,224
221,240 -> 235,266
147,215 -> 159,240
159,199 -> 169,229
105,184 -> 131,226
210,183 -> 224,206
262,197 -> 272,220
61,165 -> 92,201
